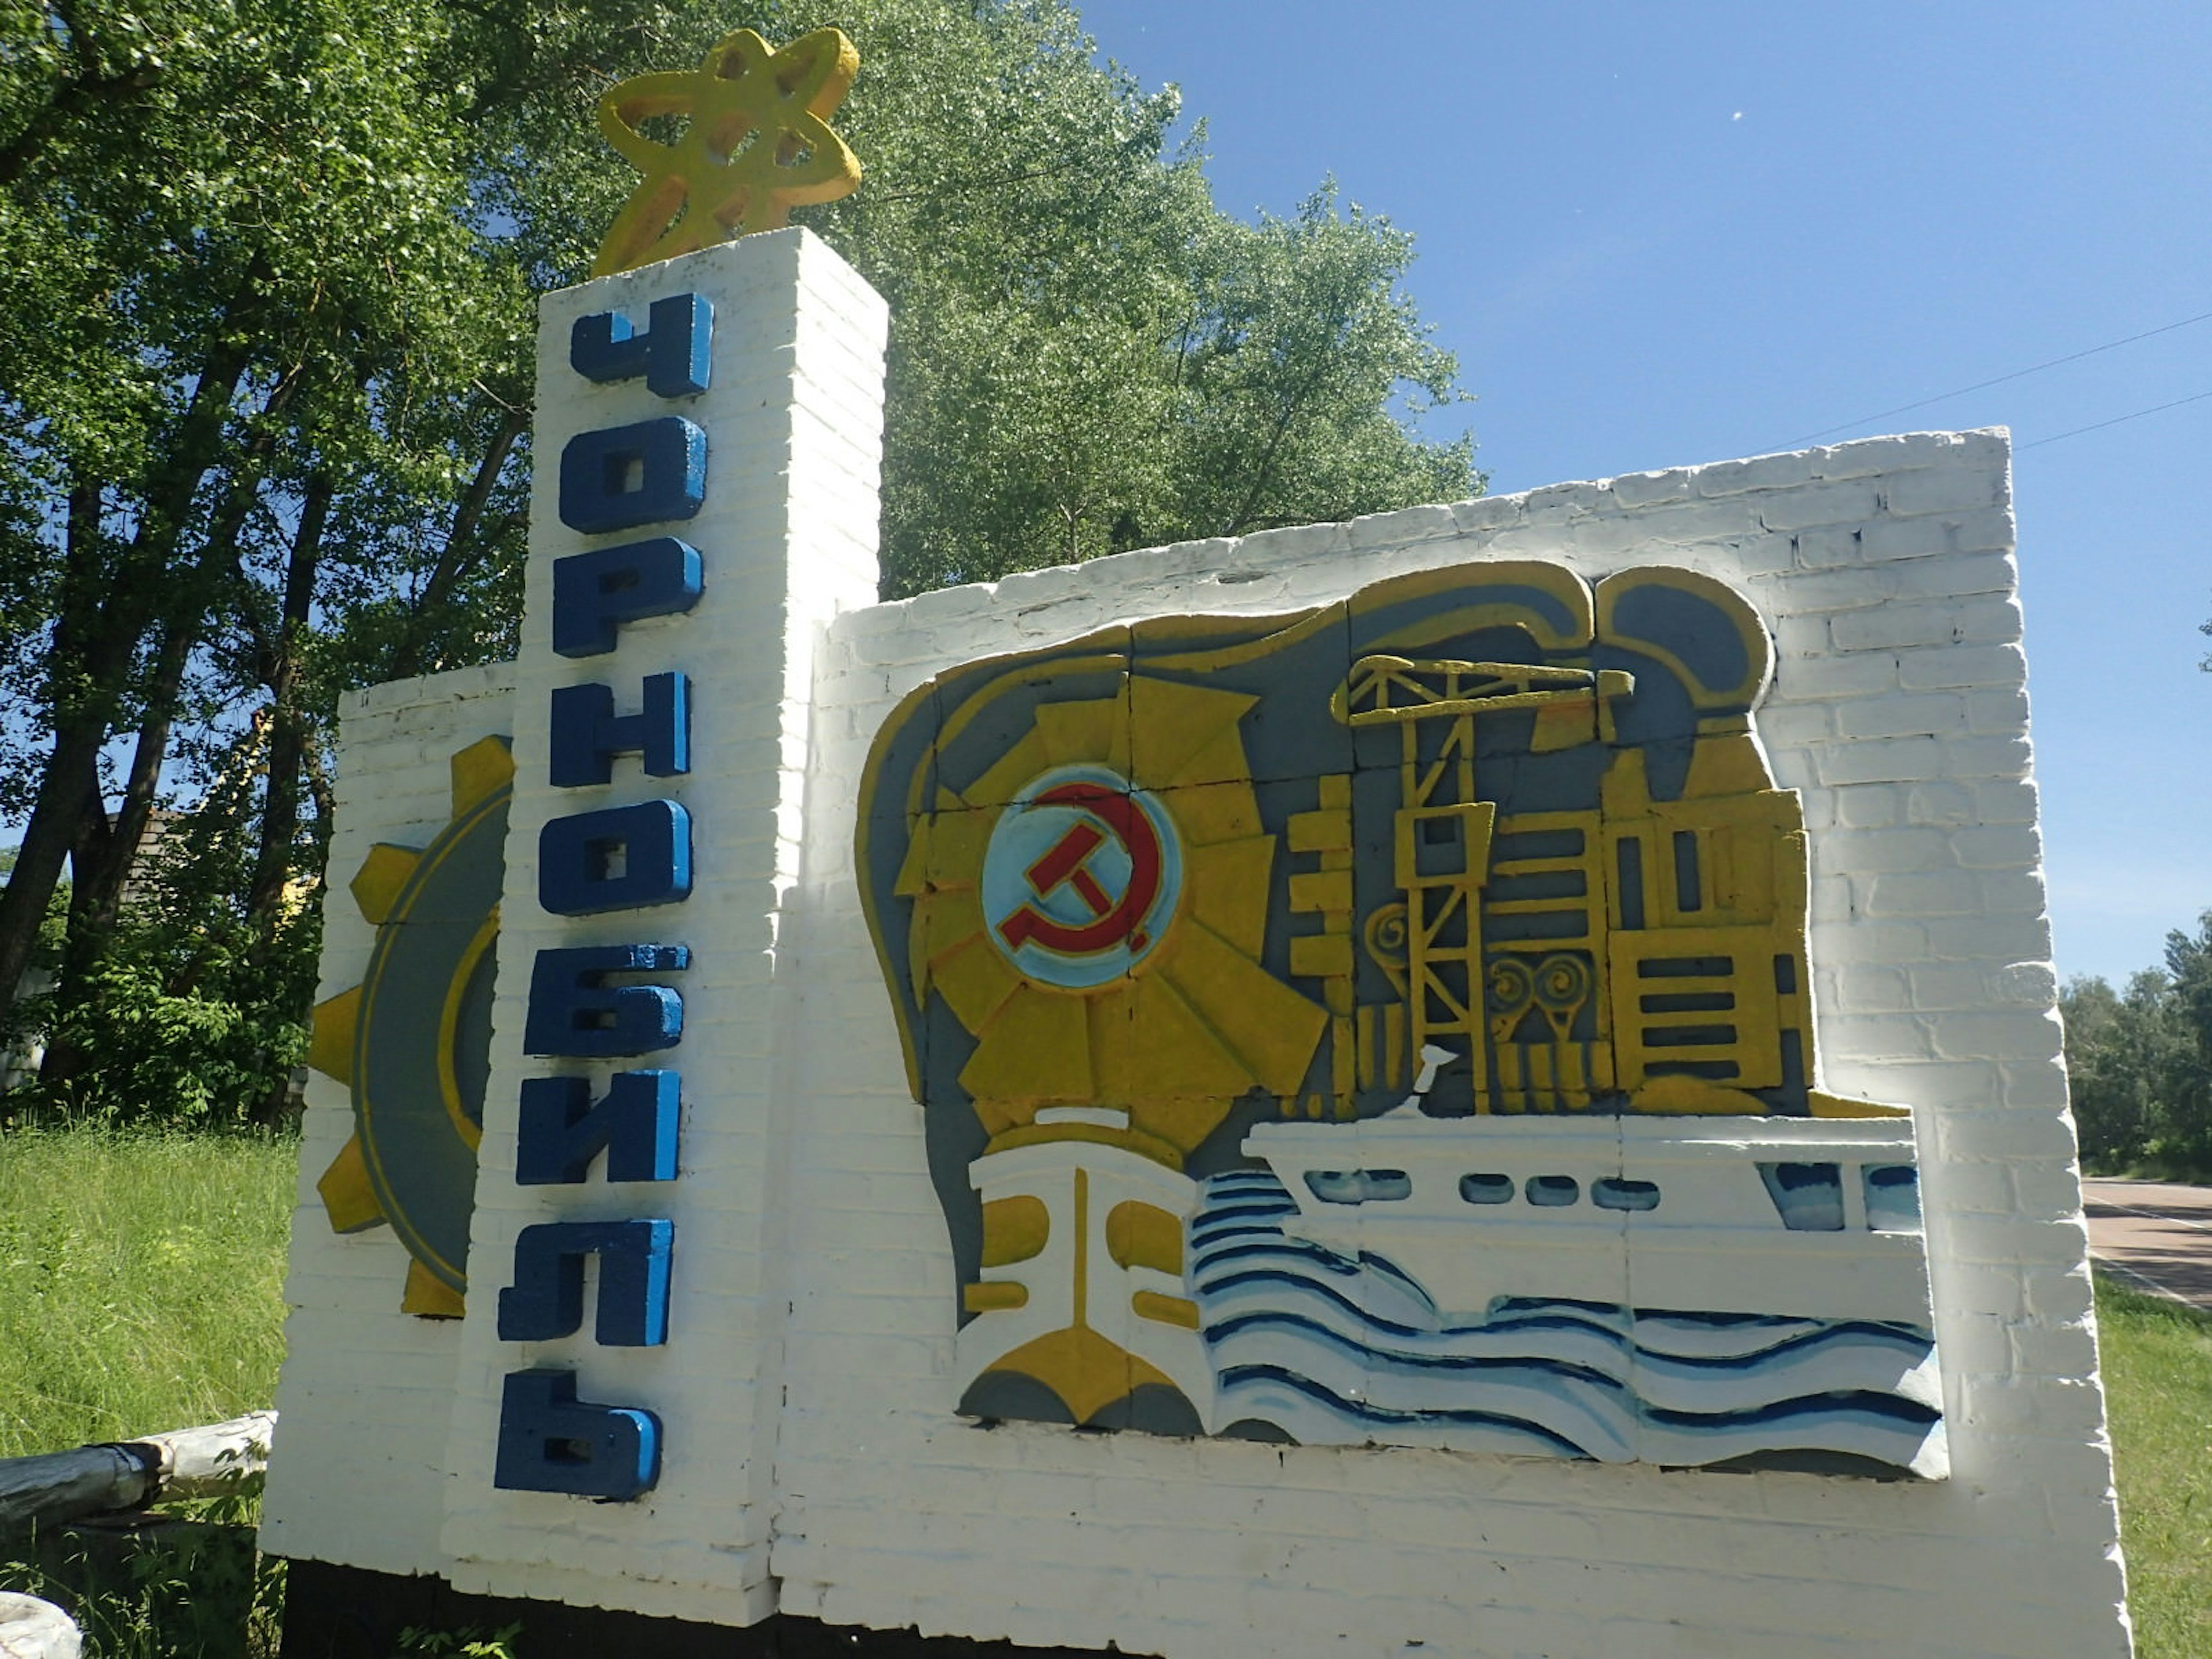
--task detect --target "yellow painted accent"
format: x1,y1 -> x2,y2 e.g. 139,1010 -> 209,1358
1182,837 -> 1274,958
1684,729 -> 1772,798
965,1281 -> 1030,1313
1158,921 -> 1328,1098
402,1258 -> 465,1319
448,734 -> 514,817
1102,972 -> 1255,1118
1288,869 -> 1353,915
982,1326 -> 1177,1427
1034,692 -> 1131,775
349,842 -> 422,926
592,28 -> 861,276
1105,1201 -> 1183,1275
925,928 -> 1021,1037
316,1134 -> 385,1234
1808,1091 -> 1912,1119
1290,934 -> 1354,979
1529,696 -> 1599,753
981,1196 -> 1051,1266
1287,809 -> 1353,853
1128,676 -> 1259,788
307,986 -> 361,1085
960,986 -> 1093,1103
1628,1075 -> 1768,1115
1131,1291 -> 1200,1330
434,908 -> 498,1153
1317,772 -> 1352,810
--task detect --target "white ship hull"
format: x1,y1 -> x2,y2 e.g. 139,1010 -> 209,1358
1244,1113 -> 1931,1328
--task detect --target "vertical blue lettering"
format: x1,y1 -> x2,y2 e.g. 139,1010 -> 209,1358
494,1370 -> 661,1501
523,944 -> 688,1057
516,1071 -> 681,1185
551,540 -> 703,660
559,418 -> 707,535
569,293 -> 714,399
549,672 -> 690,787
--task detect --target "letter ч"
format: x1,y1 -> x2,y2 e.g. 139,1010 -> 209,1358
570,292 -> 713,399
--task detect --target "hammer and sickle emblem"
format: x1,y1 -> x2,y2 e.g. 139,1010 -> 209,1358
995,782 -> 1164,956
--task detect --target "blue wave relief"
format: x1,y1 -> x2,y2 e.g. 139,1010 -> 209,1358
1191,1173 -> 1946,1477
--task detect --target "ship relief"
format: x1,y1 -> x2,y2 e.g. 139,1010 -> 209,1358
857,560 -> 1946,1476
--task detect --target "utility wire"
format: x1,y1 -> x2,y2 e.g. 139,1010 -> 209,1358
2020,387 -> 2212,449
1787,306 -> 2212,444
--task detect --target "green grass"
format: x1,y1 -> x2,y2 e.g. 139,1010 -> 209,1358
0,1125 -> 296,1458
2096,1270 -> 2212,1659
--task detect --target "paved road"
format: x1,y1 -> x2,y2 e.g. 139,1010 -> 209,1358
2081,1179 -> 2212,1309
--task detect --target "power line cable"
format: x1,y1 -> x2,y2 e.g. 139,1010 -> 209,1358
2020,387 -> 2212,449
1787,306 -> 2212,445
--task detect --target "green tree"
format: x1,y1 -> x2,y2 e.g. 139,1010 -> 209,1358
2061,915 -> 2212,1176
0,0 -> 1477,1121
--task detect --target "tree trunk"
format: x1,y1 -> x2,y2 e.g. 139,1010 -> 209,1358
245,472 -> 334,939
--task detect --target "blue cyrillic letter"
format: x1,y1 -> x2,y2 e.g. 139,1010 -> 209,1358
569,293 -> 713,399
551,539 -> 703,660
523,944 -> 688,1056
516,1071 -> 680,1185
549,672 -> 690,787
539,800 -> 692,916
494,1370 -> 661,1501
497,1218 -> 675,1346
559,417 -> 706,535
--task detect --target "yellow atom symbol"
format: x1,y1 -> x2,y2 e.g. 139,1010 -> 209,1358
592,27 -> 863,277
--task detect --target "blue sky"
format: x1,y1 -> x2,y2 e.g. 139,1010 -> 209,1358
1080,0 -> 2212,986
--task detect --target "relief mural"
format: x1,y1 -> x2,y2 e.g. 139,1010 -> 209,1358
858,561 -> 1946,1476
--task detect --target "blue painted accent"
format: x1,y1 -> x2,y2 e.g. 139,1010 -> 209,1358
1758,1161 -> 1846,1230
539,800 -> 693,915
494,1369 -> 661,1501
1592,1177 -> 1661,1211
1526,1175 -> 1581,1207
569,293 -> 713,399
558,418 -> 707,535
523,944 -> 688,1056
497,1218 -> 675,1345
1459,1173 -> 1514,1205
1302,1169 -> 1412,1205
516,1071 -> 680,1185
549,673 -> 691,787
551,539 -> 703,659
1863,1165 -> 1922,1232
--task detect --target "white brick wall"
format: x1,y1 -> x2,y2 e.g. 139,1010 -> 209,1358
260,662 -> 516,1576
259,226 -> 2127,1657
777,428 -> 2129,1659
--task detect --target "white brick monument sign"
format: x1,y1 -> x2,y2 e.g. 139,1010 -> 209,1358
262,229 -> 2133,1659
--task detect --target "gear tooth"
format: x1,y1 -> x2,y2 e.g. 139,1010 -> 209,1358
449,736 -> 515,816
317,1134 -> 387,1233
402,1257 -> 466,1319
349,843 -> 423,925
307,986 -> 362,1083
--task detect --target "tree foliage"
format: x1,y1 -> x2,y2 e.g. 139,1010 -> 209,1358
0,0 -> 1476,1123
2061,916 -> 2212,1176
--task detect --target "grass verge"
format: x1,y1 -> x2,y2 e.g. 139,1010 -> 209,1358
0,1124 -> 295,1458
2094,1269 -> 2212,1659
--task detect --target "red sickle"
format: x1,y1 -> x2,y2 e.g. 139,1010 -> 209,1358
997,782 -> 1163,955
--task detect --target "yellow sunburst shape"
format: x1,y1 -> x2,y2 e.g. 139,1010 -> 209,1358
895,676 -> 1326,1166
591,27 -> 863,278
308,736 -> 514,1317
